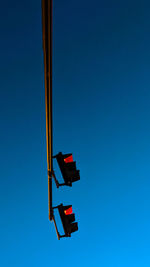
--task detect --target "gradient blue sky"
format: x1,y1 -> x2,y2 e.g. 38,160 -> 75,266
1,0 -> 150,266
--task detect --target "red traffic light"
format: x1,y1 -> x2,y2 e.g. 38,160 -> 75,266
54,152 -> 80,186
58,204 -> 78,237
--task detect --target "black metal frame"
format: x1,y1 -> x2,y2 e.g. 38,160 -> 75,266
52,206 -> 71,239
51,171 -> 67,188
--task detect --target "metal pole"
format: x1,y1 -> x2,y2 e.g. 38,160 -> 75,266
42,0 -> 53,221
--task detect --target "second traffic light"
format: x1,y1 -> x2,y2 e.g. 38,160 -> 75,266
54,152 -> 80,186
58,204 -> 78,237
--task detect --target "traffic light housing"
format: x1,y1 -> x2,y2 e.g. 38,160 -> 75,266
54,152 -> 80,186
58,204 -> 78,237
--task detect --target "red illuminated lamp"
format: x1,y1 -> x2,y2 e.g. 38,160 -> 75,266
64,155 -> 73,163
64,206 -> 73,215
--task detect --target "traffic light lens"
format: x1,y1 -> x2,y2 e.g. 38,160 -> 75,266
64,155 -> 73,163
64,206 -> 73,215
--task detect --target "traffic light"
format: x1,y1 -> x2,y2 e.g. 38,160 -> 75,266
54,152 -> 80,186
58,204 -> 78,237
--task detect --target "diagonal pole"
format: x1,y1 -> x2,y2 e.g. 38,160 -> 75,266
42,0 -> 53,221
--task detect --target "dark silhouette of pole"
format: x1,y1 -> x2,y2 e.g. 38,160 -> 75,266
42,0 -> 53,221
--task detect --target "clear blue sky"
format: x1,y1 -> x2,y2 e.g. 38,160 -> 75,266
1,0 -> 150,266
